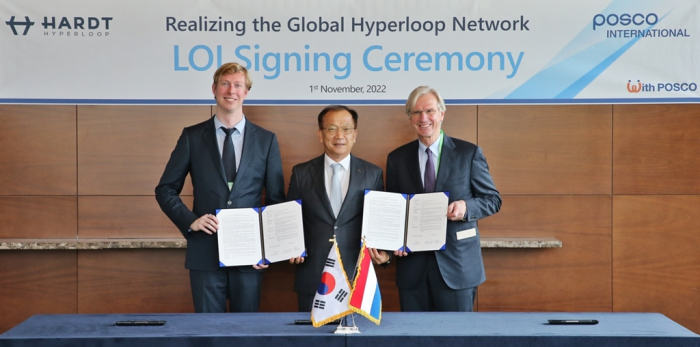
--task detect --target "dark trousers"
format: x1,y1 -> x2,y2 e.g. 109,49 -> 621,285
398,252 -> 477,312
297,293 -> 314,312
190,267 -> 264,313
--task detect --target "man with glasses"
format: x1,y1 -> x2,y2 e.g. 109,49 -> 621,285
155,62 -> 285,313
287,105 -> 386,311
385,86 -> 501,312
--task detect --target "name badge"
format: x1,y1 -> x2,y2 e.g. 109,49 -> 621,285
456,228 -> 477,240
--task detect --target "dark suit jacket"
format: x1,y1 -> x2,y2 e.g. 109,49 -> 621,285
386,134 -> 501,290
155,117 -> 285,271
287,154 -> 384,295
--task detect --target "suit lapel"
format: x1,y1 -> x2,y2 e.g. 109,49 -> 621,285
312,156 -> 336,218
202,117 -> 228,185
341,155 -> 366,218
234,121 -> 256,186
406,141 -> 424,192
435,135 -> 455,192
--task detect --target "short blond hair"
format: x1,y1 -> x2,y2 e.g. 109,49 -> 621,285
213,62 -> 252,90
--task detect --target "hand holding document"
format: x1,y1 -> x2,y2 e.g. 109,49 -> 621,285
361,190 -> 448,253
216,200 -> 306,267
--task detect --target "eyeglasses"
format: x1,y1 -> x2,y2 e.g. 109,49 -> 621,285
409,109 -> 438,117
322,127 -> 356,135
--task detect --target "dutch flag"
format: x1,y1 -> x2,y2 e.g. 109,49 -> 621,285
349,242 -> 382,324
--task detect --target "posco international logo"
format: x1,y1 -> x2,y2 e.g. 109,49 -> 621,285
595,12 -> 690,38
593,13 -> 658,31
627,80 -> 697,93
5,16 -> 34,35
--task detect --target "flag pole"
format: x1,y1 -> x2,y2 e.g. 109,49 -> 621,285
334,235 -> 360,334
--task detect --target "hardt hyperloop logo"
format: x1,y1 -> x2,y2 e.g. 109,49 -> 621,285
5,15 -> 112,37
5,16 -> 34,35
627,80 -> 642,93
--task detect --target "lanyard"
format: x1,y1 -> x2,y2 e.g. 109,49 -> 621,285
435,130 -> 444,173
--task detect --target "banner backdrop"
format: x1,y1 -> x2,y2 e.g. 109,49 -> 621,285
1,0 -> 699,105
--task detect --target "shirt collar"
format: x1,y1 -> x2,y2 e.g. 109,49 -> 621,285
214,115 -> 246,135
324,153 -> 351,171
418,131 -> 443,155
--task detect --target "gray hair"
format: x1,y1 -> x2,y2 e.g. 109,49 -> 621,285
405,86 -> 446,116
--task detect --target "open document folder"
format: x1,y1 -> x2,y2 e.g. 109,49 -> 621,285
361,190 -> 448,253
217,200 -> 306,266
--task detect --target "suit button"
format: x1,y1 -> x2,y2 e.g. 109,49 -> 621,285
227,201 -> 232,205
334,226 -> 338,230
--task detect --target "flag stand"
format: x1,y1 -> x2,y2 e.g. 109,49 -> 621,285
334,314 -> 360,334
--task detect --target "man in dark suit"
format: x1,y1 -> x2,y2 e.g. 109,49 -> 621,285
287,105 -> 386,311
385,86 -> 501,312
155,62 -> 285,313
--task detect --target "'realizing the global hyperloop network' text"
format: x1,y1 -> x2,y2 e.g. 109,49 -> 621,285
168,15 -> 529,80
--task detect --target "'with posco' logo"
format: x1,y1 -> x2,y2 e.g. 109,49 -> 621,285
627,80 -> 697,93
593,13 -> 658,30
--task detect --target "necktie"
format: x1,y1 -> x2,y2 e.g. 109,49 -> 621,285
424,148 -> 436,193
330,163 -> 343,218
221,127 -> 237,186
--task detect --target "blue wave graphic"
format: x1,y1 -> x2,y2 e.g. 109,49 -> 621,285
504,0 -> 675,99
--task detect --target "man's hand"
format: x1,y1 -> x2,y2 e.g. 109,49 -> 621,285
393,250 -> 409,257
369,248 -> 390,265
289,256 -> 306,265
190,214 -> 219,234
446,200 -> 467,221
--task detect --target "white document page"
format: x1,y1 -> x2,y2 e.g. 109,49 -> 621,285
361,190 -> 408,251
406,192 -> 448,252
260,200 -> 306,263
216,208 -> 263,267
